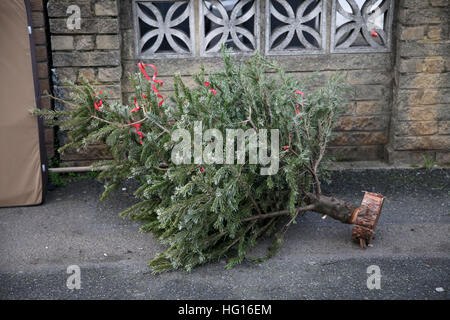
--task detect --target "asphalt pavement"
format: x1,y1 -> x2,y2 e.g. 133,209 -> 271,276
0,168 -> 448,299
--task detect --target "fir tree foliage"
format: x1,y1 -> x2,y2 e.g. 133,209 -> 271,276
33,49 -> 350,273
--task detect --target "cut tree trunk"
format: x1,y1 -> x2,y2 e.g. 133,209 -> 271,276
350,192 -> 385,247
306,192 -> 385,248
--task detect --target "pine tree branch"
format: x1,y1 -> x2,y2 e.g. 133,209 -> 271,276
248,190 -> 262,215
221,221 -> 257,255
289,147 -> 322,196
241,205 -> 316,222
43,93 -> 81,108
255,217 -> 276,238
44,93 -> 151,129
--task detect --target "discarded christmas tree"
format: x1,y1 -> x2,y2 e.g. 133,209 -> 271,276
33,49 -> 384,273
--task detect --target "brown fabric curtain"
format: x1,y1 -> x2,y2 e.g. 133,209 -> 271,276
0,0 -> 45,207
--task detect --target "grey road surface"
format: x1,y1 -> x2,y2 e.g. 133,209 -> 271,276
0,169 -> 449,299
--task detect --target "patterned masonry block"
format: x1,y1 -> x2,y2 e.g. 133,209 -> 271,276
199,0 -> 259,57
331,0 -> 394,53
265,0 -> 326,55
134,0 -> 195,58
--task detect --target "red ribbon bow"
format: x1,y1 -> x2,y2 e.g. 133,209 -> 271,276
94,91 -> 103,111
131,94 -> 148,113
294,90 -> 304,115
130,122 -> 144,145
138,62 -> 164,107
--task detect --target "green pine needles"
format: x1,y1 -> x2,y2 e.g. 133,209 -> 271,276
33,49 -> 351,273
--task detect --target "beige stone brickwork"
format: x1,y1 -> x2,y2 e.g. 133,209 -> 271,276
47,0 -> 121,165
39,0 -> 449,166
387,0 -> 450,165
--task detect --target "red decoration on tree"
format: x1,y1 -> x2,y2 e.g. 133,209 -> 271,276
94,91 -> 103,111
131,97 -> 140,113
138,62 -> 164,106
130,123 -> 144,145
294,90 -> 304,116
204,81 -> 216,95
130,62 -> 165,146
131,94 -> 148,113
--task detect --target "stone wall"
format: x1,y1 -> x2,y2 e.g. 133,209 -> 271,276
388,0 -> 450,165
120,0 -> 394,162
47,0 -> 121,165
30,0 -> 54,158
41,0 -> 450,166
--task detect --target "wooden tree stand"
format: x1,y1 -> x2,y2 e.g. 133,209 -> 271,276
305,191 -> 385,248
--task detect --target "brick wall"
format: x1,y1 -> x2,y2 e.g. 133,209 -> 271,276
120,0 -> 394,162
40,0 -> 450,166
31,0 -> 54,158
388,0 -> 450,164
47,0 -> 121,166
